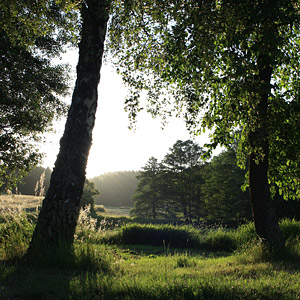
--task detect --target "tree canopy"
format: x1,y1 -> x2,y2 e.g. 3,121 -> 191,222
108,0 -> 300,248
0,0 -> 80,190
108,0 -> 300,196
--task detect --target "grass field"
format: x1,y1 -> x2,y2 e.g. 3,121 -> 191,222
100,206 -> 131,216
0,194 -> 43,212
0,195 -> 300,299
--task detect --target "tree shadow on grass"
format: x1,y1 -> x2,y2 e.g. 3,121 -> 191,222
0,260 -> 72,300
113,244 -> 233,259
0,243 -> 113,300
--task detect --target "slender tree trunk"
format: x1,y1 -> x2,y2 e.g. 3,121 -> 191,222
152,199 -> 156,219
28,0 -> 111,253
248,57 -> 284,251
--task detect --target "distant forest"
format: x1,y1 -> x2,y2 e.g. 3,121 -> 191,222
15,157 -> 300,223
16,166 -> 51,196
16,168 -> 139,208
91,171 -> 139,207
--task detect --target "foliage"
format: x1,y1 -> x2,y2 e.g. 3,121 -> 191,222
118,223 -> 200,248
132,140 -> 251,223
279,218 -> 300,240
235,222 -> 258,246
131,140 -> 206,220
0,0 -> 80,190
201,149 -> 251,221
108,0 -> 300,247
0,0 -> 79,49
108,0 -> 300,196
80,180 -> 100,214
131,157 -> 164,219
106,219 -> 300,254
203,228 -> 237,252
162,140 -> 205,219
0,209 -> 35,260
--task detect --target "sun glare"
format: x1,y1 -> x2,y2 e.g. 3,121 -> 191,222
42,52 -> 210,179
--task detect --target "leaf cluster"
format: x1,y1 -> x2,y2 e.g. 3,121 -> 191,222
0,0 -> 81,190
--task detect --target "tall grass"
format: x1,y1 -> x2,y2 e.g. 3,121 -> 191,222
0,208 -> 35,260
1,203 -> 300,300
108,219 -> 300,254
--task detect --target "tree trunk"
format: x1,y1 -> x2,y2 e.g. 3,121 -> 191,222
249,150 -> 284,249
248,56 -> 284,251
28,0 -> 111,253
152,199 -> 156,219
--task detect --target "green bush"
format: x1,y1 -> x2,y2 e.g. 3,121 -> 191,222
201,228 -> 237,251
112,222 -> 273,252
279,218 -> 300,240
118,224 -> 200,248
114,223 -> 243,252
0,212 -> 35,260
235,222 -> 258,246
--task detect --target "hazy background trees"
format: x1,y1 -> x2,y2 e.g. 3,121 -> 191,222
16,167 -> 51,196
91,171 -> 139,207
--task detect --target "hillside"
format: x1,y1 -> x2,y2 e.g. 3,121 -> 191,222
90,171 -> 139,207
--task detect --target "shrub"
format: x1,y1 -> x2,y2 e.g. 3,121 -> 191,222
235,222 -> 258,247
0,210 -> 35,260
118,224 -> 200,248
114,223 -> 241,252
95,205 -> 105,213
279,218 -> 300,240
201,228 -> 237,251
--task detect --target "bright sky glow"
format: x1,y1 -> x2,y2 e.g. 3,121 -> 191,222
41,50 -> 215,178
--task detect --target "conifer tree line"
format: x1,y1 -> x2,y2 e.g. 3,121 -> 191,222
131,139 -> 300,224
16,166 -> 51,196
131,139 -> 251,223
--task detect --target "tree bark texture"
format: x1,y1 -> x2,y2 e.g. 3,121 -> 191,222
248,56 -> 284,250
29,0 -> 111,250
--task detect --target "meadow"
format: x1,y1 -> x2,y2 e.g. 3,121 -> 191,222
0,195 -> 300,299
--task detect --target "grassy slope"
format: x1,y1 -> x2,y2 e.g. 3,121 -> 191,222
0,196 -> 300,299
0,194 -> 43,211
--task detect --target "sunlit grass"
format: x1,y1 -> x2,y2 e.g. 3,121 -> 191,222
67,251 -> 300,300
0,194 -> 43,212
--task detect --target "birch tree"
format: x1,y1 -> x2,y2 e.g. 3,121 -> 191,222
28,0 -> 111,254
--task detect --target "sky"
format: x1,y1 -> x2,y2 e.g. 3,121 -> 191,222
41,50 -> 216,179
